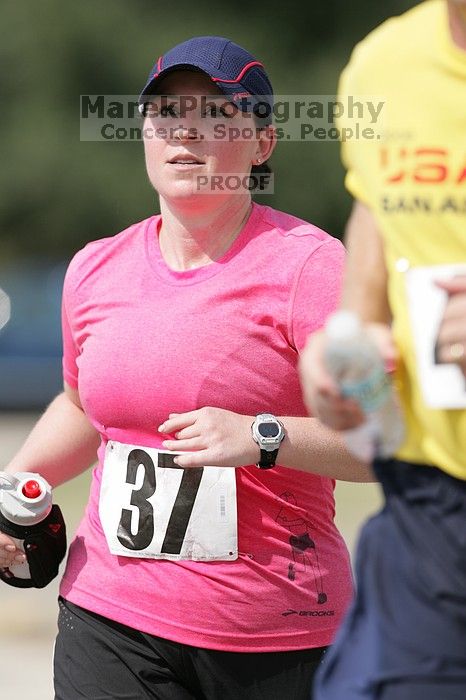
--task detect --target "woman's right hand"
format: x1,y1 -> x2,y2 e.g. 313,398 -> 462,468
0,531 -> 26,570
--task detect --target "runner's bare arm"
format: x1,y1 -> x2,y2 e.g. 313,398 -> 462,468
160,408 -> 374,482
3,382 -> 100,488
341,201 -> 391,323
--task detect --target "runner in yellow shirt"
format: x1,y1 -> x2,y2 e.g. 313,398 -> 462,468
300,1 -> 466,698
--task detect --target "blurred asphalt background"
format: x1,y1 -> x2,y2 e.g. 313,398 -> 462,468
1,412 -> 382,699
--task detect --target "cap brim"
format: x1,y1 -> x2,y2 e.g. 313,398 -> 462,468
139,64 -> 228,103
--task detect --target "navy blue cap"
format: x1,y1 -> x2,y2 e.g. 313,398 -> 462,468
139,36 -> 274,123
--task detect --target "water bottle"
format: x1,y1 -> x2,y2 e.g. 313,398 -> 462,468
0,472 -> 66,587
323,311 -> 404,462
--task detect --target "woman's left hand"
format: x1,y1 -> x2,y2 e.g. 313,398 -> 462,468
158,407 -> 259,468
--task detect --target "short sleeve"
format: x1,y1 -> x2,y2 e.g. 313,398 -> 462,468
336,58 -> 372,206
290,237 -> 346,353
61,264 -> 80,389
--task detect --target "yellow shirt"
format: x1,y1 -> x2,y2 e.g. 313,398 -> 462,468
337,0 -> 466,479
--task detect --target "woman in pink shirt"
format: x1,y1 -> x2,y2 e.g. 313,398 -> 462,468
0,37 -> 370,700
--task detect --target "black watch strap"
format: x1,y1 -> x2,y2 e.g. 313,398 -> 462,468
257,448 -> 279,469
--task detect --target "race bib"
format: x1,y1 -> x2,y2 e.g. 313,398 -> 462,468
405,264 -> 466,409
99,441 -> 238,561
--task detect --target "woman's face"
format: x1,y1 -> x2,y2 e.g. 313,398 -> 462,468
142,70 -> 274,206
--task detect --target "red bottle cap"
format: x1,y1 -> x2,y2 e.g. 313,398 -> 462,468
22,480 -> 42,500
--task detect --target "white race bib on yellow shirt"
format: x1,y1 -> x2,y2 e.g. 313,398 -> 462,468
406,264 -> 466,409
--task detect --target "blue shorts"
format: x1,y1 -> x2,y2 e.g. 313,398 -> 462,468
314,458 -> 466,700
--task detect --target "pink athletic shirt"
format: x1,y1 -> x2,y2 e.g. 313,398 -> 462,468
60,202 -> 353,652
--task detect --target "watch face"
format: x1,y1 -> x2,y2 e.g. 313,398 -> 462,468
258,422 -> 280,438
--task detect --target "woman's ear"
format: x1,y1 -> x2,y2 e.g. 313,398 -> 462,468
256,125 -> 277,164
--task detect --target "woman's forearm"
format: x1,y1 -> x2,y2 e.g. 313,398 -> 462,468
4,391 -> 100,487
159,408 -> 374,481
277,416 -> 374,482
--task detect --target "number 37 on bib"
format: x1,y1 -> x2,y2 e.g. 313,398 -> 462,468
99,441 -> 238,561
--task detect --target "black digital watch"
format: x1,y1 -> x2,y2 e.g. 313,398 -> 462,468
251,413 -> 285,469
